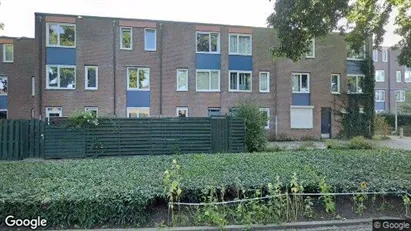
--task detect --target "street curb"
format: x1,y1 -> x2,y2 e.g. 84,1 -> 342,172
60,217 -> 405,231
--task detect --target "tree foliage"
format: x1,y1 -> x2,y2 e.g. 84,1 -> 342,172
267,0 -> 411,66
0,1 -> 4,30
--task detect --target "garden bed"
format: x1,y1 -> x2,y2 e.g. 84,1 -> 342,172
1,149 -> 411,229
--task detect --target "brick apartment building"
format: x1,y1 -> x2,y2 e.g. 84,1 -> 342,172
1,13 -> 372,139
373,47 -> 411,113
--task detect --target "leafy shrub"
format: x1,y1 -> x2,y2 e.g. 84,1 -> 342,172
380,113 -> 411,128
234,99 -> 267,152
296,141 -> 316,151
67,111 -> 99,129
325,140 -> 347,150
2,150 -> 411,228
374,115 -> 391,137
347,136 -> 373,149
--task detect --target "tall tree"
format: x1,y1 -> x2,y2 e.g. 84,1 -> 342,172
267,0 -> 411,67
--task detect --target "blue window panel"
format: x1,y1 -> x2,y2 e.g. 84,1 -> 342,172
347,60 -> 364,75
292,93 -> 310,106
126,91 -> 150,107
196,54 -> 221,69
0,96 -> 7,109
229,55 -> 252,71
145,29 -> 156,51
46,47 -> 76,65
375,102 -> 385,111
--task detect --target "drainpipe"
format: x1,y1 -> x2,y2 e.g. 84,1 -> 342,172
387,48 -> 391,113
159,23 -> 163,116
38,16 -> 43,120
112,20 -> 117,117
274,60 -> 279,138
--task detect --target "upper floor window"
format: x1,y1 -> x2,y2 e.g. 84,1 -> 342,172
375,90 -> 385,102
196,32 -> 220,53
396,90 -> 405,102
292,73 -> 310,93
144,28 -> 156,51
347,75 -> 364,94
85,107 -> 98,117
229,34 -> 251,55
259,72 -> 270,92
396,71 -> 402,82
176,107 -> 188,117
372,50 -> 378,62
47,23 -> 76,48
305,38 -> 315,58
120,27 -> 132,50
46,107 -> 62,118
196,70 -> 220,92
85,66 -> 98,90
46,65 -> 76,89
0,75 -> 7,95
2,44 -> 14,62
229,71 -> 252,92
375,70 -> 385,82
347,42 -> 366,60
331,74 -> 340,94
405,67 -> 411,83
127,67 -> 150,90
176,69 -> 188,91
382,49 -> 388,62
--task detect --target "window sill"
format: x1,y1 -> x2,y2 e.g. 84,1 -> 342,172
290,128 -> 313,130
195,90 -> 221,93
291,105 -> 314,109
347,58 -> 365,61
46,45 -> 76,49
176,89 -> 188,92
347,92 -> 364,95
85,88 -> 98,91
305,56 -> 315,59
120,48 -> 133,51
127,89 -> 150,91
229,53 -> 252,56
45,88 -> 76,90
229,90 -> 252,93
259,91 -> 270,93
145,49 -> 157,52
2,61 -> 14,63
292,91 -> 310,94
196,52 -> 220,55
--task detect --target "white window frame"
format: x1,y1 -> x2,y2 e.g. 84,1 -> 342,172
46,65 -> 76,90
229,70 -> 253,92
0,75 -> 7,96
120,27 -> 133,50
85,66 -> 98,90
347,74 -> 365,94
176,107 -> 189,117
0,109 -> 8,119
382,49 -> 388,62
375,90 -> 385,102
144,28 -> 157,51
46,23 -> 76,48
375,70 -> 385,82
176,69 -> 188,91
396,71 -> 402,83
127,107 -> 150,118
259,72 -> 270,93
31,76 -> 35,96
196,31 -> 220,54
45,107 -> 62,118
195,69 -> 220,92
3,44 -> 14,63
228,33 -> 252,56
305,38 -> 315,58
85,107 -> 98,117
405,68 -> 411,83
372,50 -> 378,62
330,74 -> 340,94
396,90 -> 405,102
127,67 -> 150,91
347,43 -> 366,61
259,108 -> 270,129
292,73 -> 310,93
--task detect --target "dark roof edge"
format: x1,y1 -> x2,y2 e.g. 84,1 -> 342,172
35,12 -> 270,29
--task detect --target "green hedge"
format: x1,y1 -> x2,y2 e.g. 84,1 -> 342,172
381,113 -> 411,128
1,150 -> 411,228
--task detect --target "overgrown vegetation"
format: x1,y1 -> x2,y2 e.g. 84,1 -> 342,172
66,111 -> 99,129
374,115 -> 391,138
233,98 -> 268,152
2,150 -> 411,228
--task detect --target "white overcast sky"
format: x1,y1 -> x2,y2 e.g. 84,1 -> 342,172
0,0 -> 402,46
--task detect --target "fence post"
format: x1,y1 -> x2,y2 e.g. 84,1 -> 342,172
400,128 -> 404,139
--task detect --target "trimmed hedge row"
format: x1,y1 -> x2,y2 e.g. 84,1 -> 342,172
381,113 -> 411,128
1,150 -> 411,228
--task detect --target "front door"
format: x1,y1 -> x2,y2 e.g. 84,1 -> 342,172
321,108 -> 331,138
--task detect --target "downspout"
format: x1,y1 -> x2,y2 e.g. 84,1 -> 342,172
159,23 -> 163,116
38,16 -> 43,120
387,48 -> 391,113
274,60 -> 278,139
112,20 -> 117,117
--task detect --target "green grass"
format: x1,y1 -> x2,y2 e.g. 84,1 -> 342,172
1,149 -> 411,228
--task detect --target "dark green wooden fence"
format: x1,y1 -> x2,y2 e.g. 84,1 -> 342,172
0,120 -> 44,160
0,117 -> 245,160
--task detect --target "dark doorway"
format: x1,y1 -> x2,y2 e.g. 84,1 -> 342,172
321,108 -> 331,138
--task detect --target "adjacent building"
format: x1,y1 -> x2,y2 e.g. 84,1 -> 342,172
1,13 -> 372,139
373,47 -> 411,113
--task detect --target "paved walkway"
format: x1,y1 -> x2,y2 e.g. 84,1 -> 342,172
371,136 -> 411,150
